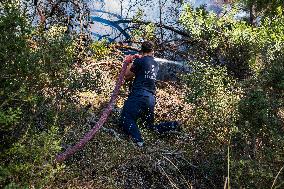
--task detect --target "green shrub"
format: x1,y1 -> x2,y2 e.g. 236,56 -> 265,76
90,40 -> 112,60
180,4 -> 256,79
0,127 -> 64,188
181,4 -> 284,188
0,2 -> 80,188
231,24 -> 284,188
184,62 -> 240,147
183,61 -> 241,187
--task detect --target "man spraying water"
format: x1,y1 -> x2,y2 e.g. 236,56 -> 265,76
120,41 -> 180,147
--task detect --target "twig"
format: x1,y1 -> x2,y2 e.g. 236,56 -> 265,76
224,177 -> 228,189
158,164 -> 180,189
161,150 -> 184,156
227,139 -> 231,189
271,165 -> 284,189
162,155 -> 192,189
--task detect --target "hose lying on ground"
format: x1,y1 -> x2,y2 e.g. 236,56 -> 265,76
55,60 -> 130,163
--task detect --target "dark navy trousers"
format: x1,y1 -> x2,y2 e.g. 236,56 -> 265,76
120,89 -> 178,143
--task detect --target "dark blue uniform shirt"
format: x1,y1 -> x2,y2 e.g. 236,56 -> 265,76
130,56 -> 159,94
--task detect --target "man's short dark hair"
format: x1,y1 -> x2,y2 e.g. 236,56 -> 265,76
141,41 -> 155,53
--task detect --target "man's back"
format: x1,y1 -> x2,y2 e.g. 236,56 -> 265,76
130,55 -> 159,94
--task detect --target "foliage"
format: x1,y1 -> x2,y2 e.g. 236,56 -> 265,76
131,9 -> 157,42
240,0 -> 284,17
184,62 -> 240,146
180,4 -> 257,79
0,127 -> 64,188
183,62 -> 241,187
0,1 -> 99,188
90,40 -> 112,60
1,0 -> 284,188
181,4 -> 284,188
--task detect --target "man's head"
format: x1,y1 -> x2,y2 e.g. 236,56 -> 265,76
141,41 -> 155,54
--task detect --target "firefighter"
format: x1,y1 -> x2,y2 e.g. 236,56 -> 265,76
120,41 -> 180,147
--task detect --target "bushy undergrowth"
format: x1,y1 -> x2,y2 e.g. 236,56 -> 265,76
181,4 -> 284,188
0,3 -> 64,187
0,1 -> 110,188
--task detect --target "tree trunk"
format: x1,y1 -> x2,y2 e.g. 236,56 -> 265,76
159,0 -> 164,41
249,3 -> 257,26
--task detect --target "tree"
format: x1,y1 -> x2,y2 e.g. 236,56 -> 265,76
240,0 -> 284,25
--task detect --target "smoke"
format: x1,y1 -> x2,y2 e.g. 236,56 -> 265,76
189,0 -> 224,14
89,0 -> 225,40
189,0 -> 211,7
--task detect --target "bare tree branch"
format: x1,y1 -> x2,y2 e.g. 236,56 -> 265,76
115,19 -> 190,38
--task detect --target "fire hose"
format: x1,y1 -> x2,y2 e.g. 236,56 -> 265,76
55,56 -> 137,163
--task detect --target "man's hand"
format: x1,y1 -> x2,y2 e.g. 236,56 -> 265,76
124,55 -> 134,63
124,54 -> 141,63
123,54 -> 141,81
133,54 -> 142,59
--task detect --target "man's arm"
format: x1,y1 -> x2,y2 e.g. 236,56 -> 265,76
125,63 -> 135,80
123,54 -> 141,80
